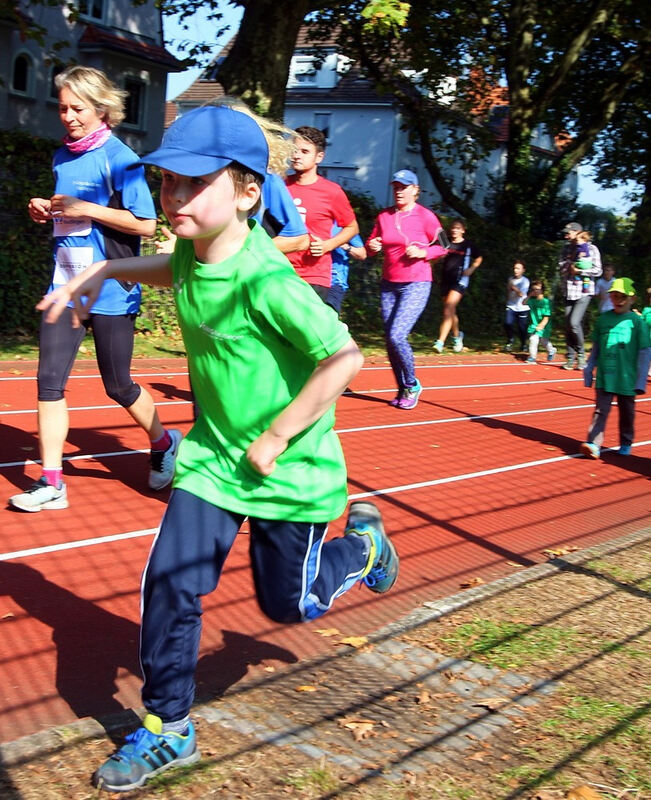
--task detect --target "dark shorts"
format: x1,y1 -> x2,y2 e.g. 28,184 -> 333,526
326,284 -> 346,313
440,277 -> 468,298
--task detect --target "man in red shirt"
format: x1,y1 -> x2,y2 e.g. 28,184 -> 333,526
285,126 -> 359,301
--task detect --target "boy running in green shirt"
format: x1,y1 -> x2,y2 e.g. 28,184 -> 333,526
38,106 -> 399,793
526,279 -> 557,363
580,277 -> 650,458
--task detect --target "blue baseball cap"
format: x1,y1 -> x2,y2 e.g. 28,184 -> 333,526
134,106 -> 268,180
392,169 -> 418,185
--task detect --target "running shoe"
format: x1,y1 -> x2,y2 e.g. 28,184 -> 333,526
389,389 -> 404,407
149,429 -> 182,490
504,343 -> 512,353
92,713 -> 199,792
344,501 -> 399,594
562,357 -> 576,370
577,355 -> 586,370
452,332 -> 464,353
547,346 -> 557,362
397,380 -> 422,410
580,442 -> 600,459
433,339 -> 444,353
618,444 -> 632,456
9,477 -> 68,512
525,356 -> 536,363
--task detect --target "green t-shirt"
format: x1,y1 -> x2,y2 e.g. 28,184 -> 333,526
642,307 -> 651,329
593,310 -> 651,395
527,296 -> 552,337
170,222 -> 352,521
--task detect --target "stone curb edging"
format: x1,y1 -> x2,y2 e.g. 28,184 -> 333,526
2,525 -> 649,769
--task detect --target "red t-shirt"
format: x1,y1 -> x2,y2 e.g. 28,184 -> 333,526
285,175 -> 356,287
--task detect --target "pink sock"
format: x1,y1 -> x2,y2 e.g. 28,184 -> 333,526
150,430 -> 172,452
42,468 -> 63,488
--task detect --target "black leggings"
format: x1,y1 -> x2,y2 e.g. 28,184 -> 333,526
37,307 -> 141,407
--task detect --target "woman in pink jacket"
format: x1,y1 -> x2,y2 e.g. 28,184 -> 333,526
367,170 -> 446,409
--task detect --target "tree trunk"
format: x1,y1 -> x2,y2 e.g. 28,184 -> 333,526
217,0 -> 311,119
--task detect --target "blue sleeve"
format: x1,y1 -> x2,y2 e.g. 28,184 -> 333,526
110,141 -> 156,220
257,173 -> 307,237
349,233 -> 364,248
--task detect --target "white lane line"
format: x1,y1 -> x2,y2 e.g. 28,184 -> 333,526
4,442 -> 649,562
1,400 -> 189,416
0,527 -> 158,562
2,377 -> 583,416
0,371 -> 190,382
0,362 -> 525,382
2,398 -> 649,470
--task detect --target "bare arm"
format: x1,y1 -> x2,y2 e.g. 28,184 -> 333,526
246,339 -> 364,476
50,194 -> 156,237
349,244 -> 367,261
464,255 -> 483,276
273,233 -> 310,254
309,220 -> 360,257
37,254 -> 173,325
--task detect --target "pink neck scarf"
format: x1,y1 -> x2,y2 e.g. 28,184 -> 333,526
63,123 -> 111,154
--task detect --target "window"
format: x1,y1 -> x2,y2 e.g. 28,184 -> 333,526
78,0 -> 104,21
290,56 -> 317,87
123,77 -> 146,129
314,112 -> 331,143
49,65 -> 66,100
11,53 -> 34,96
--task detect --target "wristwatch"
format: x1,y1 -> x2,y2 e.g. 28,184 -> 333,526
342,243 -> 351,252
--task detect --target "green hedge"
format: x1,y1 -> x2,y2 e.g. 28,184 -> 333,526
3,131 -> 636,349
0,130 -> 58,335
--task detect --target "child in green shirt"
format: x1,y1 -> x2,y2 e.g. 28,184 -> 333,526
526,279 -> 557,363
580,277 -> 651,458
38,106 -> 400,793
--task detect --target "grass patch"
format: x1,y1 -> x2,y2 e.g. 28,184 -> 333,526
440,617 -> 582,669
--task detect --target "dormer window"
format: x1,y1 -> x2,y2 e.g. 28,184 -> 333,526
78,0 -> 105,22
291,56 -> 317,86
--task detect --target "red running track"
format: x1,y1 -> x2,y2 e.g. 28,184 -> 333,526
0,354 -> 649,743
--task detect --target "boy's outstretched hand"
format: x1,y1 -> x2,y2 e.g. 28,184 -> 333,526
35,261 -> 108,325
246,430 -> 289,476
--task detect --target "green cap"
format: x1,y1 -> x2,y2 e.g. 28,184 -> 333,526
608,277 -> 635,296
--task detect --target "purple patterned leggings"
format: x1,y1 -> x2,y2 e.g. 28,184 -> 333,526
380,280 -> 431,389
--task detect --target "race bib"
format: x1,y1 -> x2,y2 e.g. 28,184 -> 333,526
53,215 -> 92,238
53,247 -> 94,285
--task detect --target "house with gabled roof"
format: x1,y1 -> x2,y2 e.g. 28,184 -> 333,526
0,0 -> 182,153
171,25 -> 577,214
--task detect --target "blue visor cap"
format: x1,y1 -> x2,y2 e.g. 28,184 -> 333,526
133,106 -> 269,180
391,169 -> 418,185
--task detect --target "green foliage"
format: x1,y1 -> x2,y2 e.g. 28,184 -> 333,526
0,129 -> 58,336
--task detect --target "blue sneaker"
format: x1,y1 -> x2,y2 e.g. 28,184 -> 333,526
92,713 -> 199,792
618,444 -> 632,456
580,442 -> 600,459
345,501 -> 399,593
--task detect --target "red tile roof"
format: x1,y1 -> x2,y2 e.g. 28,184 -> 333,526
78,25 -> 183,70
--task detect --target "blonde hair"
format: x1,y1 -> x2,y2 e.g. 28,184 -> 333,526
55,66 -> 127,128
202,96 -> 295,177
577,230 -> 591,243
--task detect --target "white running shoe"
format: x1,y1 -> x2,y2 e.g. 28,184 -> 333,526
149,429 -> 182,490
433,340 -> 444,353
452,332 -> 464,352
10,478 -> 68,512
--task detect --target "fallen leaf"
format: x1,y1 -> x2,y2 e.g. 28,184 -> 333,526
339,635 -> 369,648
566,787 -> 602,800
263,666 -> 275,672
415,689 -> 432,705
8,369 -> 22,375
315,627 -> 340,637
79,345 -> 89,354
2,613 -> 15,620
460,576 -> 484,588
466,751 -> 485,762
506,561 -> 522,567
338,718 -> 377,741
473,697 -> 510,711
295,685 -> 318,692
542,546 -> 579,558
530,792 -> 559,800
